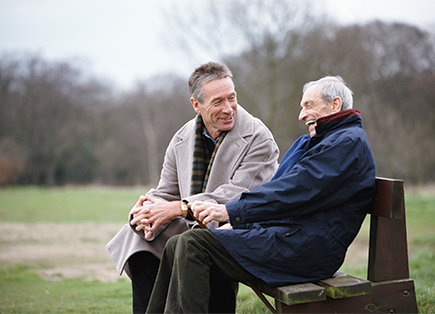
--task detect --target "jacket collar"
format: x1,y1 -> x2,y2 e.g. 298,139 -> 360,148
317,109 -> 361,125
308,109 -> 362,150
315,109 -> 361,136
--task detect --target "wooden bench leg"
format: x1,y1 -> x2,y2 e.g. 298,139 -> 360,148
247,283 -> 277,313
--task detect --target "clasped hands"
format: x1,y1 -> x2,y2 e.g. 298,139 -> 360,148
130,195 -> 231,239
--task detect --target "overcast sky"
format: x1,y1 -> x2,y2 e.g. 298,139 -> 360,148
1,0 -> 434,90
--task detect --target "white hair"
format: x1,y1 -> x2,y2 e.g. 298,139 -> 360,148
303,75 -> 353,110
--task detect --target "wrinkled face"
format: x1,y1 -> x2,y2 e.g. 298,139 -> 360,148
298,85 -> 341,137
191,77 -> 238,140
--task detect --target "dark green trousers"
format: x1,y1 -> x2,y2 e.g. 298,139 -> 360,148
146,229 -> 261,313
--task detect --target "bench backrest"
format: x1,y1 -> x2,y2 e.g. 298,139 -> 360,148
368,177 -> 410,282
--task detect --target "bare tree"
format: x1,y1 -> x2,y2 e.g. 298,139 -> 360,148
0,53 -> 111,185
95,74 -> 191,186
131,75 -> 192,184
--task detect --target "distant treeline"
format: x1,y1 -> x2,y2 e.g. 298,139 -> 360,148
1,18 -> 434,186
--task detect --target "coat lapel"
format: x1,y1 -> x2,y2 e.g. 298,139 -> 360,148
206,106 -> 252,191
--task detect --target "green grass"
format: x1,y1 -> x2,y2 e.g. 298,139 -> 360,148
0,186 -> 147,223
0,266 -> 131,313
405,188 -> 435,313
0,185 -> 434,313
409,251 -> 435,314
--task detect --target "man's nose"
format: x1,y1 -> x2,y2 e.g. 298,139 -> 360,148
298,109 -> 306,121
222,100 -> 232,113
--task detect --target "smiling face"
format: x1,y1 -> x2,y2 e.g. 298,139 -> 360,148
191,77 -> 238,140
298,84 -> 342,137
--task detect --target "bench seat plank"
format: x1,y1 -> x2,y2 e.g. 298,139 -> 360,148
261,282 -> 326,305
274,279 -> 418,313
317,272 -> 372,299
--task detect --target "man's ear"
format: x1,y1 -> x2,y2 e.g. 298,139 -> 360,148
191,97 -> 201,114
332,97 -> 343,113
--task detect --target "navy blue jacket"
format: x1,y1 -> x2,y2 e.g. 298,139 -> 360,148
211,109 -> 376,287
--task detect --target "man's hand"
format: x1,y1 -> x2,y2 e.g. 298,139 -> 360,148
190,201 -> 230,226
217,223 -> 233,230
129,194 -> 147,218
130,195 -> 181,239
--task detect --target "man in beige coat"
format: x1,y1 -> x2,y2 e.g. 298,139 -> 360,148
107,61 -> 279,313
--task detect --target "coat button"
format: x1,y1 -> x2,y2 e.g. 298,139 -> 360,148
235,217 -> 241,222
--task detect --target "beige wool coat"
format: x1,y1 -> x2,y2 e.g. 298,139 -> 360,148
107,105 -> 279,278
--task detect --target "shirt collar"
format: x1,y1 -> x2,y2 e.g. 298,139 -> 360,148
202,126 -> 218,145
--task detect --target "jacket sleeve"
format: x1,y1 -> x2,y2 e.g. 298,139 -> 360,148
127,128 -> 185,241
227,133 -> 371,228
146,137 -> 183,202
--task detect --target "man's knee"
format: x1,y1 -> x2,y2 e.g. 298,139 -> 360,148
177,229 -> 210,247
164,229 -> 211,261
166,233 -> 180,248
174,229 -> 216,261
162,234 -> 180,260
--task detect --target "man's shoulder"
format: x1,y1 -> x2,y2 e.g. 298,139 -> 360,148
173,117 -> 196,139
317,124 -> 370,155
235,105 -> 274,139
333,124 -> 368,142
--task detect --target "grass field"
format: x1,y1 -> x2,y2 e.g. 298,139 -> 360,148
0,185 -> 434,313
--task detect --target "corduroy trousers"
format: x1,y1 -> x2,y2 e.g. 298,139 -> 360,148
146,229 -> 262,314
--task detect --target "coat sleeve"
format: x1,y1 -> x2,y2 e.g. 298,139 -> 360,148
127,128 -> 186,241
227,133 -> 370,228
146,136 -> 183,201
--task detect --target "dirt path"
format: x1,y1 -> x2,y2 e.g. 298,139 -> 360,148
0,222 -> 129,282
0,222 -> 369,282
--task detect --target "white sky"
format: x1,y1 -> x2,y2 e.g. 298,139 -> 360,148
1,0 -> 434,90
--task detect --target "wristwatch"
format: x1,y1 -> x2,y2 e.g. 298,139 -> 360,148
181,200 -> 189,218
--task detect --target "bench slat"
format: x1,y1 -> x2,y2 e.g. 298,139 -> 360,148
261,282 -> 326,305
317,272 -> 372,299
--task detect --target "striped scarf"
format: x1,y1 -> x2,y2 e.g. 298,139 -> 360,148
190,114 -> 227,195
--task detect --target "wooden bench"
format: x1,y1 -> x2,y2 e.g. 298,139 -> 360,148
247,177 -> 419,313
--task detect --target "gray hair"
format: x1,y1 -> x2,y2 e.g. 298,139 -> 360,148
188,61 -> 233,104
303,76 -> 353,110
